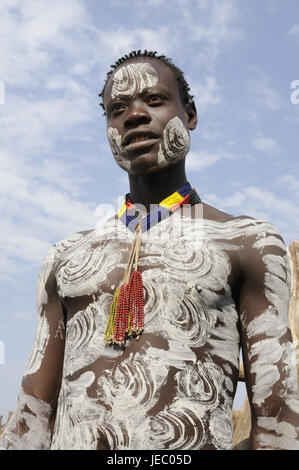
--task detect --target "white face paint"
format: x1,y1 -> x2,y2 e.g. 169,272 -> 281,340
108,63 -> 190,172
108,116 -> 190,173
108,62 -> 158,172
111,62 -> 158,99
107,127 -> 131,171
158,116 -> 190,167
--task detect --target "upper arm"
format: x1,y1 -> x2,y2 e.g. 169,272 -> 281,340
0,245 -> 66,449
22,245 -> 66,405
238,222 -> 299,449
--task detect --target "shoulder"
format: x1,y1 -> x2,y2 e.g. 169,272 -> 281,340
201,201 -> 236,223
201,203 -> 291,294
39,229 -> 96,274
52,229 -> 95,258
201,201 -> 286,249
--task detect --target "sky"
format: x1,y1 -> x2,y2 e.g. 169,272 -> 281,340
0,0 -> 299,422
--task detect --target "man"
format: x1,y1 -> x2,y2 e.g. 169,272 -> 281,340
1,50 -> 299,450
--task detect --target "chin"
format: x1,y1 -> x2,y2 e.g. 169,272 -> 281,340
126,152 -> 159,176
129,161 -> 178,177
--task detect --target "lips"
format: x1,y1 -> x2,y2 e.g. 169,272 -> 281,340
123,131 -> 159,147
130,135 -> 153,144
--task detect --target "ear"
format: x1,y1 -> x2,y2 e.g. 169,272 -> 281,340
184,99 -> 198,131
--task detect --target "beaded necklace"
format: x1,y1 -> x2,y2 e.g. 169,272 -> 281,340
104,182 -> 201,347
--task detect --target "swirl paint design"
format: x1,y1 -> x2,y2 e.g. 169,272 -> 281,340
107,127 -> 131,171
0,389 -> 52,449
52,214 -> 239,449
111,62 -> 158,100
2,213 -> 298,450
158,116 -> 190,166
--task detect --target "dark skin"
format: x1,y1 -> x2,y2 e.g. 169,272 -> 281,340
103,57 -> 197,210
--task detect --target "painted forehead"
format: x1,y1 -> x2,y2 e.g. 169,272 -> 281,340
110,61 -> 159,100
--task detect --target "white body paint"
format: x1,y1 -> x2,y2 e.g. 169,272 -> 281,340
24,315 -> 50,376
111,62 -> 158,100
107,127 -> 131,171
240,227 -> 299,448
158,116 -> 190,166
23,248 -> 56,376
1,214 -> 298,450
0,389 -> 52,449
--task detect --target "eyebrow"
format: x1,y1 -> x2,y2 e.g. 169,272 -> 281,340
106,84 -> 171,106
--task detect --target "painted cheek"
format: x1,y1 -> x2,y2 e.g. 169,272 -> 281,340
107,127 -> 131,171
157,116 -> 190,167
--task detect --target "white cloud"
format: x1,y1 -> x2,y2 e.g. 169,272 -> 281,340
246,67 -> 281,111
0,147 -> 97,277
204,186 -> 299,245
0,253 -> 20,282
253,135 -> 280,154
191,76 -> 222,113
186,149 -> 235,171
217,191 -> 246,208
11,311 -> 34,321
96,26 -> 176,61
189,0 -> 241,45
0,92 -> 93,155
289,24 -> 299,36
264,0 -> 279,13
186,0 -> 242,68
0,1 -> 105,281
278,174 -> 299,196
0,170 -> 96,233
100,0 -> 242,73
0,0 -> 92,86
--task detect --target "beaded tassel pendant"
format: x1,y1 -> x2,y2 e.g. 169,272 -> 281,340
104,224 -> 144,347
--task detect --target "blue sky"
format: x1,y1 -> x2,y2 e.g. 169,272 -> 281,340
0,0 -> 299,420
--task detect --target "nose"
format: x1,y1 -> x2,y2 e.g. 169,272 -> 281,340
124,100 -> 151,130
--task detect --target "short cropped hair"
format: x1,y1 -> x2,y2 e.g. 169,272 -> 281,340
99,49 -> 193,113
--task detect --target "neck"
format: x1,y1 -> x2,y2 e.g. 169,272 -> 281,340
128,160 -> 188,210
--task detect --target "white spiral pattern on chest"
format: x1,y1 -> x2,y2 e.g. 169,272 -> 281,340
176,362 -> 223,407
97,352 -> 168,417
161,238 -> 231,290
64,295 -> 122,375
148,407 -> 206,449
49,217 -> 252,449
56,242 -> 122,297
141,271 -> 210,344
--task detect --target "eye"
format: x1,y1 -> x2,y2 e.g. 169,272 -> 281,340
110,102 -> 126,115
146,94 -> 164,105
